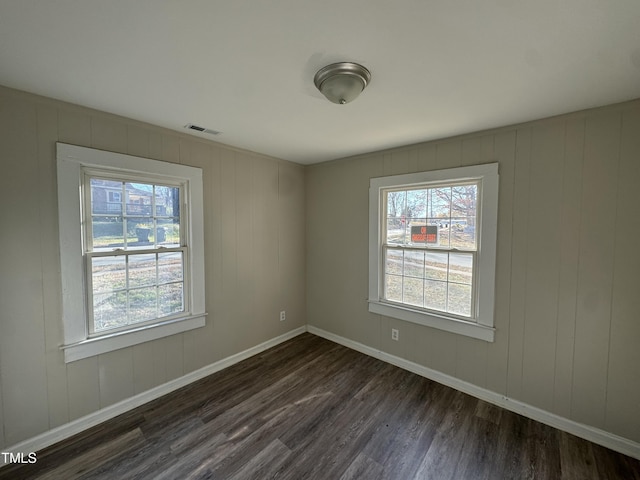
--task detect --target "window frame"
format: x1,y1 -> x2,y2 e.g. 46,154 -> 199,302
57,143 -> 206,363
368,163 -> 498,342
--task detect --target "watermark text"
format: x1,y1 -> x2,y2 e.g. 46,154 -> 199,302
1,452 -> 37,464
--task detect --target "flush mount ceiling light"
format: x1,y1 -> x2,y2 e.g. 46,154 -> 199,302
314,62 -> 371,105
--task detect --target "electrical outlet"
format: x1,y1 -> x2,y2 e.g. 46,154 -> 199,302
280,311 -> 286,321
391,328 -> 399,341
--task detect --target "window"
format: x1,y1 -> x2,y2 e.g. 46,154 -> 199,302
86,175 -> 184,334
368,163 -> 498,341
57,143 -> 206,362
107,190 -> 121,203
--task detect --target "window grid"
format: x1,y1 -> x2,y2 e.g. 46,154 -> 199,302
84,172 -> 187,336
381,181 -> 479,320
86,249 -> 187,336
383,246 -> 476,319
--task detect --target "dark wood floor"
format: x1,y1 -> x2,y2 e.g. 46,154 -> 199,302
2,333 -> 639,479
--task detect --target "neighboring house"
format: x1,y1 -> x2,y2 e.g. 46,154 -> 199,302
90,180 -> 168,217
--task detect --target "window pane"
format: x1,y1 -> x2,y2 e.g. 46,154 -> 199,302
406,189 -> 426,218
385,274 -> 402,303
427,187 -> 451,248
449,253 -> 473,285
129,287 -> 157,324
157,219 -> 180,247
404,250 -> 424,278
127,217 -> 153,247
155,185 -> 180,217
430,187 -> 451,218
425,252 -> 448,281
159,283 -> 184,316
448,283 -> 472,317
129,254 -> 157,288
125,182 -> 153,216
158,252 -> 183,283
403,277 -> 423,307
451,185 -> 477,217
91,256 -> 126,292
385,249 -> 403,275
92,217 -> 125,250
450,184 -> 477,249
424,280 -> 447,311
93,291 -> 127,332
450,218 -> 475,250
387,191 -> 406,216
386,191 -> 406,243
386,216 -> 405,244
90,179 -> 122,216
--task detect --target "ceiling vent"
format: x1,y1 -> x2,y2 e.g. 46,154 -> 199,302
184,124 -> 221,136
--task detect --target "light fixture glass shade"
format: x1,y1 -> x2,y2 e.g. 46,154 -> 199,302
314,62 -> 371,105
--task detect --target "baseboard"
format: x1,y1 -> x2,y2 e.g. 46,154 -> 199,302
307,325 -> 640,461
3,326 -> 307,461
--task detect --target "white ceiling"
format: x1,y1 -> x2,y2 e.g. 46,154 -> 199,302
1,1 -> 639,164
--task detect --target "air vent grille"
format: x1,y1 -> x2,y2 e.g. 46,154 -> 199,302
184,124 -> 221,136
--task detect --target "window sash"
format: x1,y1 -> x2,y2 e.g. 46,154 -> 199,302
85,247 -> 189,336
381,245 -> 477,320
381,181 -> 480,251
83,172 -> 184,253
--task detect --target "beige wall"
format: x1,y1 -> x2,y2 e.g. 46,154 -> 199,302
306,99 -> 640,444
0,86 -> 306,448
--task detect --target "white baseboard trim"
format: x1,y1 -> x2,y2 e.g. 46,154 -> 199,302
3,326 -> 307,461
307,325 -> 640,461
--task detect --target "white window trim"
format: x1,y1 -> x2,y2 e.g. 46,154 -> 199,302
368,163 -> 499,342
57,143 -> 206,363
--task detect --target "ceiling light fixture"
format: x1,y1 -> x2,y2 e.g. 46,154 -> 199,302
314,62 -> 371,105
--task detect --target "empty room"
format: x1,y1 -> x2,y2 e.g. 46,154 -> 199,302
1,2 -> 639,479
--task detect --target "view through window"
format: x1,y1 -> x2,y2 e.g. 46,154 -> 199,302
86,176 -> 186,334
383,182 -> 478,318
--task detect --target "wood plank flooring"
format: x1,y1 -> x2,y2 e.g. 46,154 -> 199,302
1,333 -> 639,479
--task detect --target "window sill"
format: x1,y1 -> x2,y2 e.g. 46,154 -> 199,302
368,301 -> 494,342
61,313 -> 207,363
